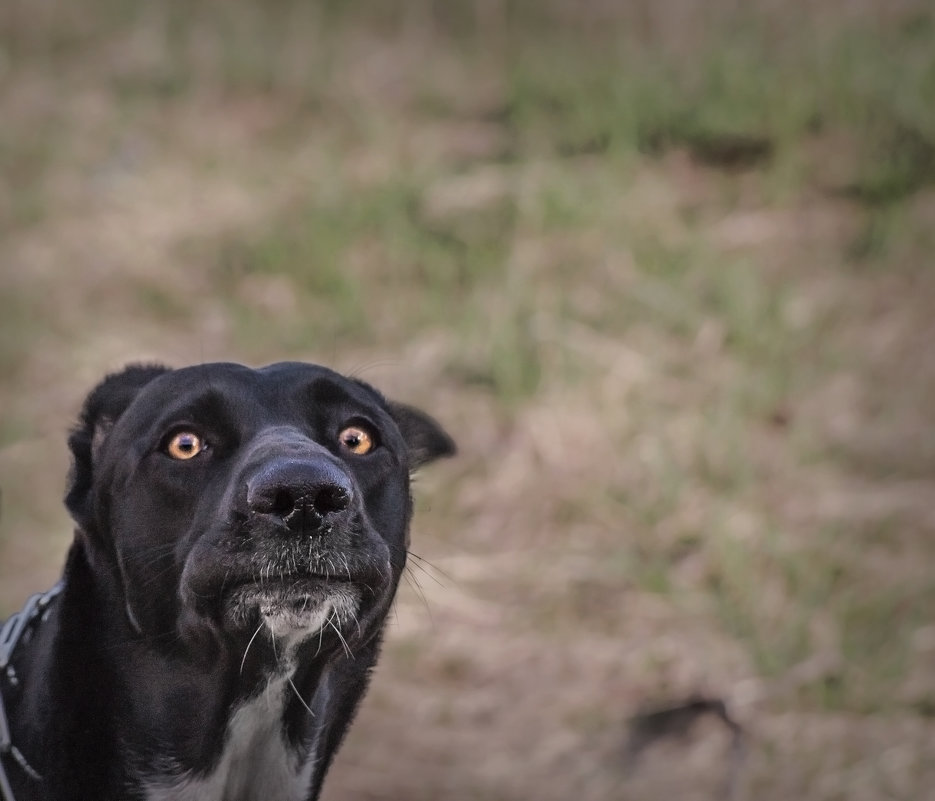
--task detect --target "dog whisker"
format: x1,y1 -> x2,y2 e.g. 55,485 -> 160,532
220,567 -> 232,596
403,567 -> 435,627
326,613 -> 353,660
126,543 -> 181,558
315,615 -> 326,657
407,550 -> 453,586
351,609 -> 362,640
288,675 -> 315,718
240,622 -> 265,675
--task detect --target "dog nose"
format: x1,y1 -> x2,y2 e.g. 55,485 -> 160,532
246,459 -> 353,533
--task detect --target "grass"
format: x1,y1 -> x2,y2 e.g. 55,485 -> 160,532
1,1 -> 934,798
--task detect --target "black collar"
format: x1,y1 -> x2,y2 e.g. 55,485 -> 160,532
0,584 -> 62,801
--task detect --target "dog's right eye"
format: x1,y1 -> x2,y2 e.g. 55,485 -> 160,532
164,431 -> 207,460
339,425 -> 375,456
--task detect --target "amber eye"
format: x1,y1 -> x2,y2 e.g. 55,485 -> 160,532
339,425 -> 374,455
165,431 -> 206,460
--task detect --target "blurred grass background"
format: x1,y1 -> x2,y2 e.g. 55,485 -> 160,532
1,1 -> 934,798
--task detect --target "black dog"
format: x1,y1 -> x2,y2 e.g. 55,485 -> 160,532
0,361 -> 454,801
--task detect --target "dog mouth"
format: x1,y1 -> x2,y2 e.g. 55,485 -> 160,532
224,573 -> 351,606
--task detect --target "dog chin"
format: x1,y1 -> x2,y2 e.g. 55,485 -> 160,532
225,580 -> 361,640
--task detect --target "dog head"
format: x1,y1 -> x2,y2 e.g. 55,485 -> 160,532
64,361 -> 454,662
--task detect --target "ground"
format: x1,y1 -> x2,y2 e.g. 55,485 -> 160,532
1,2 -> 934,799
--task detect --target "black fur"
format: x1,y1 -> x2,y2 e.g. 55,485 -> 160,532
1,361 -> 454,801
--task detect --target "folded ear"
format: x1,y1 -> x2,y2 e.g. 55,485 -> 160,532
65,364 -> 170,530
388,402 -> 456,470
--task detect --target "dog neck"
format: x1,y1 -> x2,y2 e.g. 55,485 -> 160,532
140,669 -> 325,801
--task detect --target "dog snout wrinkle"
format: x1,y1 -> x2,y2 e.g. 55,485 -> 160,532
247,458 -> 353,534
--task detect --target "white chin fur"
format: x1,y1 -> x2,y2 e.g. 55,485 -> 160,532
259,585 -> 360,644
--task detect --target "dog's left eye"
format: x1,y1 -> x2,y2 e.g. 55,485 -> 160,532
339,425 -> 375,455
165,431 -> 207,460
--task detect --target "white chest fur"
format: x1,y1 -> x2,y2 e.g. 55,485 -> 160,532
142,673 -> 316,801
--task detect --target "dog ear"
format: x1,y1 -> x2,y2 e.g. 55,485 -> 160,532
65,364 -> 171,529
388,402 -> 456,470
